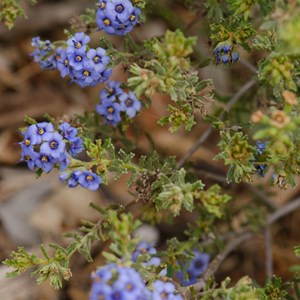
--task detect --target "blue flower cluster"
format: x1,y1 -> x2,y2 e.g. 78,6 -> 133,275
214,41 -> 239,64
90,264 -> 183,300
96,0 -> 141,35
31,32 -> 112,87
254,140 -> 268,177
96,80 -> 142,126
20,121 -> 102,191
20,122 -> 80,174
31,37 -> 57,70
90,264 -> 149,300
177,251 -> 210,286
59,170 -> 102,191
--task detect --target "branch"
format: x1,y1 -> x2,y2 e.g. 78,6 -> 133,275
184,197 -> 300,298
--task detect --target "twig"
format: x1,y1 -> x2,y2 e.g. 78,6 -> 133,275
202,232 -> 253,280
264,226 -> 273,280
185,197 -> 300,298
177,79 -> 257,168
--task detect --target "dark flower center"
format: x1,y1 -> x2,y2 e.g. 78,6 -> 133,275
64,59 -> 69,66
50,140 -> 58,149
126,283 -> 134,291
24,155 -> 30,161
24,139 -> 31,146
125,99 -> 133,107
103,18 -> 111,26
129,14 -> 136,21
107,106 -> 114,114
75,55 -> 82,62
194,259 -> 203,269
83,70 -> 90,77
112,292 -> 121,300
41,155 -> 48,162
86,175 -> 94,181
116,4 -> 124,13
160,292 -> 168,299
37,127 -> 45,135
73,40 -> 82,49
94,56 -> 101,63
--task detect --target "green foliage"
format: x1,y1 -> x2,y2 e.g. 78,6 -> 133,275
210,19 -> 255,51
201,276 -> 260,299
103,211 -> 141,262
258,276 -> 290,300
129,29 -> 214,131
214,130 -> 257,183
0,0 -> 37,29
155,169 -> 205,216
199,184 -> 231,218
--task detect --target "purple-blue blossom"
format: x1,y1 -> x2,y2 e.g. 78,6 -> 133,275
31,33 -> 112,87
96,98 -> 122,126
132,241 -> 161,267
152,280 -> 183,300
96,0 -> 141,35
67,32 -> 90,52
78,171 -> 102,191
120,91 -> 142,118
176,251 -> 210,287
214,41 -> 239,64
90,264 -> 148,300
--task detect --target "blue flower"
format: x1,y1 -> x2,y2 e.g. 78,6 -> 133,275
152,280 -> 183,300
59,170 -> 82,188
35,153 -> 55,173
96,98 -> 122,126
57,49 -> 71,78
67,49 -> 87,71
188,251 -> 210,277
73,61 -> 101,88
67,32 -> 90,52
232,51 -> 239,63
176,270 -> 197,286
60,122 -> 77,141
87,47 -> 110,72
256,140 -> 267,155
98,68 -> 113,84
69,137 -> 83,157
214,41 -> 239,64
119,91 -> 142,118
132,241 -> 161,267
20,131 -> 38,156
27,122 -> 54,144
177,251 -> 209,287
106,0 -> 134,23
20,151 -> 39,171
40,132 -> 66,158
78,171 -> 102,191
96,11 -> 116,35
100,80 -> 124,101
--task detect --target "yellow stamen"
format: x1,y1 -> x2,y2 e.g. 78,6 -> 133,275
86,175 -> 93,181
103,18 -> 111,26
41,156 -> 48,162
129,15 -> 136,21
107,107 -> 114,114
